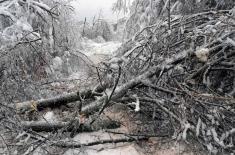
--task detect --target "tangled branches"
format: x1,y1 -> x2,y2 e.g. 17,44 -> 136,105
0,6 -> 234,155
109,9 -> 235,153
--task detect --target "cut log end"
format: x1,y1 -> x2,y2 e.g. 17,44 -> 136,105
16,100 -> 38,113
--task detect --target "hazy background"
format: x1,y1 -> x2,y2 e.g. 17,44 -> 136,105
71,0 -> 124,23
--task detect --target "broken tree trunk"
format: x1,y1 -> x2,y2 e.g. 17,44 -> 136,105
21,119 -> 120,132
16,51 -> 186,115
16,89 -> 95,113
22,121 -> 68,132
52,136 -> 148,148
81,53 -> 186,114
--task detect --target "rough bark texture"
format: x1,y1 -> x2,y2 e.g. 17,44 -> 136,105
16,90 -> 94,113
21,119 -> 120,132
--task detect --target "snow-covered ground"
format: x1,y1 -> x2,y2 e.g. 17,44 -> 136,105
81,39 -> 122,64
49,39 -> 121,82
64,131 -> 142,155
68,39 -> 121,82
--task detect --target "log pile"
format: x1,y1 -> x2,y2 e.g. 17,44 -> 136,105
1,9 -> 234,154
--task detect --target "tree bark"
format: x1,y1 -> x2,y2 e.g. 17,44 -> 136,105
16,90 -> 94,113
21,119 -> 120,132
52,136 -> 148,148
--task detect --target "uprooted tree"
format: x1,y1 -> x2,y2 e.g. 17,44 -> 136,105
0,0 -> 235,154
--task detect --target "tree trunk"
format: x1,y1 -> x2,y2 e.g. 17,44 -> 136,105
21,119 -> 120,132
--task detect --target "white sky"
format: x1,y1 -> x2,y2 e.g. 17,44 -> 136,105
71,0 -> 122,22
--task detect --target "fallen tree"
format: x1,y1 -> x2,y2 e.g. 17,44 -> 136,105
16,87 -> 104,113
21,119 -> 120,133
52,136 -> 148,148
16,46 -> 187,114
2,7 -> 235,155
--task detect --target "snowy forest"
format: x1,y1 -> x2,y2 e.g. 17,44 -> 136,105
0,0 -> 234,154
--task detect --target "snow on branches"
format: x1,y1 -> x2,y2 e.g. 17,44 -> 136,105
0,0 -> 56,46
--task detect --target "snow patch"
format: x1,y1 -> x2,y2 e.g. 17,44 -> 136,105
64,131 -> 141,155
128,95 -> 140,112
52,56 -> 63,71
16,17 -> 33,32
82,39 -> 121,57
81,39 -> 121,65
42,111 -> 58,123
195,48 -> 209,62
